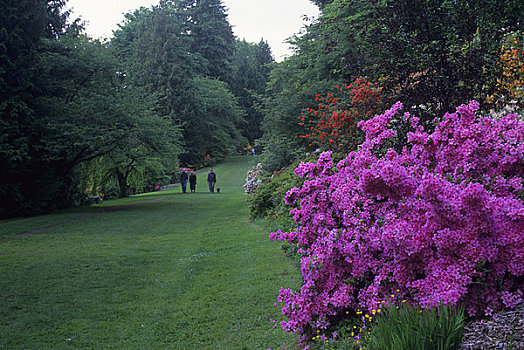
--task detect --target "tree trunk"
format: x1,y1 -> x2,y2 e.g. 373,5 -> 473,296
115,169 -> 129,198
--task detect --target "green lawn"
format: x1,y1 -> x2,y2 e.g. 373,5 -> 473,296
0,156 -> 300,349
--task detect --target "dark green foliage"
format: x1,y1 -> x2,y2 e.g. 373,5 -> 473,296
309,0 -> 334,9
259,0 -> 524,169
230,39 -> 274,143
176,0 -> 236,82
248,162 -> 304,219
307,0 -> 523,116
0,0 -> 271,217
257,135 -> 305,173
0,0 -> 71,217
112,3 -> 197,122
113,1 -> 247,168
0,1 -> 183,217
259,53 -> 337,167
180,76 -> 246,166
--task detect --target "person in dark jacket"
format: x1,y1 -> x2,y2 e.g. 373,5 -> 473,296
189,171 -> 197,193
180,170 -> 188,193
207,168 -> 217,193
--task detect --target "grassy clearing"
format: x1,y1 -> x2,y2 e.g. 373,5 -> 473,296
0,156 -> 300,349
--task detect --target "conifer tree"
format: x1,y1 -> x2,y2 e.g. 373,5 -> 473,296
176,0 -> 235,82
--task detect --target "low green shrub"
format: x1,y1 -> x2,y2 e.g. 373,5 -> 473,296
248,163 -> 303,219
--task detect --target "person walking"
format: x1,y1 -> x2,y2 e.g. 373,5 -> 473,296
207,168 -> 217,193
189,171 -> 197,193
180,170 -> 188,193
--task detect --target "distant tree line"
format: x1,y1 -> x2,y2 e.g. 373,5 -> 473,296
3,0 -> 522,218
0,0 -> 273,218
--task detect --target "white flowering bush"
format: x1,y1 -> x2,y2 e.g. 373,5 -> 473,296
243,163 -> 264,195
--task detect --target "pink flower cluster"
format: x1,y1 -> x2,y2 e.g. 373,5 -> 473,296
271,101 -> 524,335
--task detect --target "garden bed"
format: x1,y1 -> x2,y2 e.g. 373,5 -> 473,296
461,303 -> 524,349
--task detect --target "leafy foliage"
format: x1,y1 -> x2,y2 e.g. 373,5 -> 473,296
248,163 -> 303,220
0,0 -> 81,216
0,1 -> 184,217
230,39 -> 274,143
175,0 -> 236,82
182,76 -> 246,165
259,0 -> 524,167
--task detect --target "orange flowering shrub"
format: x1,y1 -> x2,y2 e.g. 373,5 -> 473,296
298,78 -> 386,152
487,33 -> 524,108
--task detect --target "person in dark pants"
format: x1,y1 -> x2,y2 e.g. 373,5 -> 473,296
180,170 -> 188,193
207,168 -> 217,193
189,171 -> 197,193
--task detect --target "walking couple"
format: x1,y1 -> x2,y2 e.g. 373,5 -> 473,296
179,170 -> 197,193
180,168 -> 217,193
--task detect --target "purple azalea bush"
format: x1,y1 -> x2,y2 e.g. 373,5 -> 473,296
270,101 -> 524,335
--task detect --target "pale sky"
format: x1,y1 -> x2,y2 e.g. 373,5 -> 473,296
66,0 -> 320,61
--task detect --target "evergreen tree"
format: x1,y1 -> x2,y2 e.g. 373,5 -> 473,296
176,0 -> 235,82
230,39 -> 274,142
113,1 -> 244,167
0,0 -> 71,217
112,2 -> 197,122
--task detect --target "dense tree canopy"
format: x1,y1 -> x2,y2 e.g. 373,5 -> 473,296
176,0 -> 236,82
230,39 -> 274,142
1,0 -> 271,217
1,0 -> 75,216
259,0 -> 524,171
5,0 -> 520,217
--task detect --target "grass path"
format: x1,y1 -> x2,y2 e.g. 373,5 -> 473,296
0,156 -> 299,349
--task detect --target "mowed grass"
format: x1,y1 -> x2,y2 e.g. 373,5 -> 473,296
0,156 -> 300,349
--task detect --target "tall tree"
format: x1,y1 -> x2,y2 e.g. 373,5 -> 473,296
113,1 -> 244,167
176,0 -> 235,82
33,33 -> 182,205
112,2 -> 197,122
0,0 -> 72,217
180,76 -> 246,165
230,39 -> 274,142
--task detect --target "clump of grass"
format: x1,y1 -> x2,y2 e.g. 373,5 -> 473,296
365,302 -> 465,350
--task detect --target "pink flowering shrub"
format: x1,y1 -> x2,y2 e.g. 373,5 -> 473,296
271,101 -> 524,336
